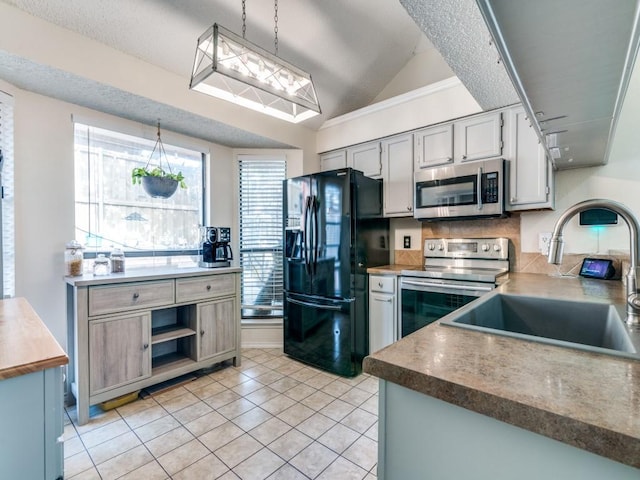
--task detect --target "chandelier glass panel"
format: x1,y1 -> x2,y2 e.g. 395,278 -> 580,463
190,3 -> 320,124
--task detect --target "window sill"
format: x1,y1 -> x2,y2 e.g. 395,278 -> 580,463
241,318 -> 283,328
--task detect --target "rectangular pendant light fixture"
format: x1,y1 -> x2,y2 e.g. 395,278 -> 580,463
190,24 -> 321,124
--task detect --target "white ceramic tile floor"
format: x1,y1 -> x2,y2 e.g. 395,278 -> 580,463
64,348 -> 378,479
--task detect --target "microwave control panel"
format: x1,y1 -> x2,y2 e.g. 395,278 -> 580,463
482,172 -> 499,203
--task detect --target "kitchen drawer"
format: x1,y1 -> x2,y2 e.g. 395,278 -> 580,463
176,274 -> 236,303
88,280 -> 175,316
370,275 -> 396,294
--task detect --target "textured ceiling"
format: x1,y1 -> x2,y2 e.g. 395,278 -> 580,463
400,0 -> 519,110
0,51 -> 288,148
0,0 -> 436,148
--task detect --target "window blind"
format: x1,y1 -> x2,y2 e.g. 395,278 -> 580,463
238,156 -> 285,318
0,91 -> 15,298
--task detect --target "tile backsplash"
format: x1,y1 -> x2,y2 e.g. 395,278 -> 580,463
392,212 -> 629,279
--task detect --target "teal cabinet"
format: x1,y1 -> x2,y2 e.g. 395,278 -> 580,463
0,366 -> 63,479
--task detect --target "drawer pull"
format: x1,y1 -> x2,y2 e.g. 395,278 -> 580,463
56,435 -> 64,444
132,292 -> 140,300
206,285 -> 211,291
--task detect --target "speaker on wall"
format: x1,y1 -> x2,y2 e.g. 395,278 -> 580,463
579,208 -> 618,226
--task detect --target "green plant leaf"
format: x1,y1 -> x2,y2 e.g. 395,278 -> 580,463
131,167 -> 187,188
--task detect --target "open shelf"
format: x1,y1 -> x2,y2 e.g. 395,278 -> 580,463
151,353 -> 196,376
151,325 -> 197,344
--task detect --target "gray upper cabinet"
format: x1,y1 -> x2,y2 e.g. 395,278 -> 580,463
320,149 -> 347,171
505,106 -> 554,211
414,123 -> 454,169
454,112 -> 503,162
382,133 -> 414,217
347,141 -> 383,178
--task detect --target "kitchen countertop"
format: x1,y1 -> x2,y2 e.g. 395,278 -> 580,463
64,265 -> 242,287
367,264 -> 421,274
0,297 -> 68,380
363,272 -> 640,468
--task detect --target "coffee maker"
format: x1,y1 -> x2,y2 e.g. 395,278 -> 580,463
199,227 -> 233,268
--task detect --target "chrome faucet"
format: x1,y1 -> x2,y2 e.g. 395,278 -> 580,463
548,199 -> 640,325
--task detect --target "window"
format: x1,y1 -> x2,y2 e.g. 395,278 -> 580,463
238,155 -> 285,318
74,123 -> 205,266
0,91 -> 15,298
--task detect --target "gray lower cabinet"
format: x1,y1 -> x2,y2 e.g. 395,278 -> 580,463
0,366 -> 64,480
89,312 -> 152,395
198,298 -> 236,360
66,269 -> 241,425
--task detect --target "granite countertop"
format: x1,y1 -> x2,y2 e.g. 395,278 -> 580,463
364,272 -> 640,468
0,297 -> 68,380
64,266 -> 242,286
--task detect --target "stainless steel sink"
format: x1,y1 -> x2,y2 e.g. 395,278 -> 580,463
441,293 -> 638,357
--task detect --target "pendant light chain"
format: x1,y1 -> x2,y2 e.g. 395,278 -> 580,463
242,0 -> 246,39
274,0 -> 279,56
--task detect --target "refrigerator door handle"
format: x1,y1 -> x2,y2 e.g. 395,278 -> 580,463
288,297 -> 344,311
311,195 -> 319,276
303,195 -> 312,276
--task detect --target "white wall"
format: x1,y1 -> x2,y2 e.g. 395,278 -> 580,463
0,79 -> 273,350
316,78 -> 481,153
373,45 -> 455,103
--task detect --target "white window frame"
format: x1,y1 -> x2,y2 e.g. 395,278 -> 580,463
0,91 -> 15,298
73,122 -> 206,267
238,154 -> 286,319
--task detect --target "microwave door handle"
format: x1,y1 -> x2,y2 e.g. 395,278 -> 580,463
477,166 -> 483,211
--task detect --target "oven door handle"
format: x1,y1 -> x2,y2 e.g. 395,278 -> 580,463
402,280 -> 493,293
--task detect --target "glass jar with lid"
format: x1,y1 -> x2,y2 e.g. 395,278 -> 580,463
65,241 -> 84,276
93,254 -> 111,276
110,248 -> 125,273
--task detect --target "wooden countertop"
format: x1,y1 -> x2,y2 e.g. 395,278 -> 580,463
0,297 -> 68,380
64,265 -> 242,287
364,272 -> 640,468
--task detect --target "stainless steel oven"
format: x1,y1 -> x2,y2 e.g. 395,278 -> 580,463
399,238 -> 509,338
414,158 -> 505,220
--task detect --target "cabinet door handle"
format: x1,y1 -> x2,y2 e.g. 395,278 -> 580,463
206,285 -> 211,291
132,292 -> 140,300
200,330 -> 205,336
373,297 -> 392,303
143,343 -> 149,350
378,282 -> 383,288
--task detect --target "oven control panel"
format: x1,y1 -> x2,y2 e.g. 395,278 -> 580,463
424,238 -> 509,260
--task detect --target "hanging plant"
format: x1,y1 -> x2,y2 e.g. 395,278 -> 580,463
131,121 -> 187,199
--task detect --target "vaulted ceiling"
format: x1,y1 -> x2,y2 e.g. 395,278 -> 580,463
0,0 -> 464,147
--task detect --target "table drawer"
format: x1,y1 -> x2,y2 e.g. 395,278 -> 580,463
370,275 -> 396,294
89,280 -> 175,316
176,274 -> 236,303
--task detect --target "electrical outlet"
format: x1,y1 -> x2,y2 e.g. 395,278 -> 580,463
539,232 -> 552,255
403,236 -> 411,249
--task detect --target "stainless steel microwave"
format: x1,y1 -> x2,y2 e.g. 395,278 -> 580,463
414,158 -> 505,220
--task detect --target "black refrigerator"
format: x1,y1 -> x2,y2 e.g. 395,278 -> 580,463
283,168 -> 389,376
